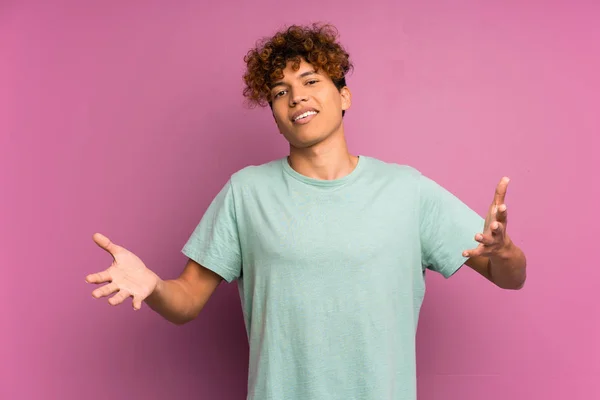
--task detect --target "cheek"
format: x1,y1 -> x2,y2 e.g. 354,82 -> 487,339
321,91 -> 341,109
272,109 -> 289,131
271,107 -> 284,122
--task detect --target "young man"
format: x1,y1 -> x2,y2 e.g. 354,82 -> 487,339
86,23 -> 527,400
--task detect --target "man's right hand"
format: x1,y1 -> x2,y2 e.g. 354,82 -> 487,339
86,233 -> 161,310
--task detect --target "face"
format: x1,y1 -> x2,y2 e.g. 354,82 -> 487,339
269,59 -> 351,149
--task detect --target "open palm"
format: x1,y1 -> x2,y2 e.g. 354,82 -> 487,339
86,233 -> 159,310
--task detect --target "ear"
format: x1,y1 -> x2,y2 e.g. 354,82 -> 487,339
340,86 -> 352,111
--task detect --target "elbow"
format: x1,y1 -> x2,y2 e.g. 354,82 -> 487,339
496,272 -> 527,291
506,280 -> 525,290
169,316 -> 195,326
492,254 -> 527,291
166,310 -> 200,326
512,263 -> 527,290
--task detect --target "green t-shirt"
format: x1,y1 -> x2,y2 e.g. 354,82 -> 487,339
182,155 -> 484,400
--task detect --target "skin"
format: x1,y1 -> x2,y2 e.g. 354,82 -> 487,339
269,59 -> 357,181
86,57 -> 526,321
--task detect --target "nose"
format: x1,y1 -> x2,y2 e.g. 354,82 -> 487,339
289,88 -> 309,106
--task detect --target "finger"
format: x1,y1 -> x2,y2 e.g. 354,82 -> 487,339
463,245 -> 484,258
493,177 -> 510,206
92,282 -> 119,299
475,233 -> 495,246
132,296 -> 143,311
108,289 -> 131,306
92,232 -> 123,258
490,221 -> 505,237
495,203 -> 508,223
85,270 -> 112,284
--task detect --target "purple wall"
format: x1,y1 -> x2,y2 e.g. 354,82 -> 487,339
1,1 -> 598,399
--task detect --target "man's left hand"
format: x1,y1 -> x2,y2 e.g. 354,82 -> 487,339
463,177 -> 513,259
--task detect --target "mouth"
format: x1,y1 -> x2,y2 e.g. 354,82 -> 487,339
291,109 -> 319,124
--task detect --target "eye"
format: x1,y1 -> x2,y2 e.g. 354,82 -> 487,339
306,80 -> 318,85
273,90 -> 287,99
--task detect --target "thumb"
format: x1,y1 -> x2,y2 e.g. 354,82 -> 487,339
92,232 -> 123,257
132,296 -> 143,311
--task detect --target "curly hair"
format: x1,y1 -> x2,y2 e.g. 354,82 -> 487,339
242,23 -> 353,113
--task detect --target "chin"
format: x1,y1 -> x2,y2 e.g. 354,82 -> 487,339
283,131 -> 328,149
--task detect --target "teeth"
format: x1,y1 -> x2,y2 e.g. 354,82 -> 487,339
294,111 -> 317,121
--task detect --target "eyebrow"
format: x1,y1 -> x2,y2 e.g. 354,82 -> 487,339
270,70 -> 318,89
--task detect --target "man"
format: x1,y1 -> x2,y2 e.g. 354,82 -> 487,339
86,23 -> 526,400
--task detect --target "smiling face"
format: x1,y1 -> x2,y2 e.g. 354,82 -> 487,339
269,59 -> 351,149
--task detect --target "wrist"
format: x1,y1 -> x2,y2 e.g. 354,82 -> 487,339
146,275 -> 165,303
491,238 -> 516,263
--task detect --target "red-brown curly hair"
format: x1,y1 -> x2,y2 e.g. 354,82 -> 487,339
242,23 -> 353,114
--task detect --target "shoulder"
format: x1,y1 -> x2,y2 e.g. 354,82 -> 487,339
228,158 -> 286,188
360,155 -> 424,181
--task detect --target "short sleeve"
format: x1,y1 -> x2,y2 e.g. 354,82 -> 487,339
419,173 -> 484,278
182,180 -> 242,283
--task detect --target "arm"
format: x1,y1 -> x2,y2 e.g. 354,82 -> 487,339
86,233 -> 223,325
144,179 -> 242,322
145,259 -> 223,325
465,239 -> 527,290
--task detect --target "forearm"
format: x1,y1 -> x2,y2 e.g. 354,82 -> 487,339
145,278 -> 199,325
489,240 -> 527,290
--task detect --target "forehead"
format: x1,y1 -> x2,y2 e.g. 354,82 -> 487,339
270,60 -> 320,86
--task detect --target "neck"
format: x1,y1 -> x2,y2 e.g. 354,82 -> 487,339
287,129 -> 358,180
